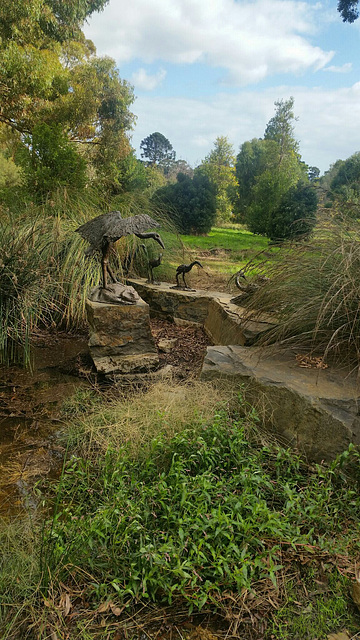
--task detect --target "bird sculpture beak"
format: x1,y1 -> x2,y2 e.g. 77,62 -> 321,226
157,237 -> 165,249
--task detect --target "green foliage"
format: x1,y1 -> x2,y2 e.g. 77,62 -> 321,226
153,172 -> 217,234
0,0 -> 135,198
43,412 -> 360,614
266,182 -> 318,241
197,136 -> 237,224
140,132 -> 176,174
19,123 -> 87,198
0,0 -> 109,44
329,151 -> 360,207
308,166 -> 320,182
338,0 -> 359,22
236,99 -> 311,237
264,97 -> 299,159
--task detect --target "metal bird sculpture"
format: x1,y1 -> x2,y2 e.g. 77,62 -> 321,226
147,252 -> 163,285
175,260 -> 203,289
76,211 -> 165,289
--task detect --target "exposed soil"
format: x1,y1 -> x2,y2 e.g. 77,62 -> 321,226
151,317 -> 211,377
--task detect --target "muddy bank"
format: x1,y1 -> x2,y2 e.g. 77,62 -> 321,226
0,332 -> 90,515
0,321 -> 210,515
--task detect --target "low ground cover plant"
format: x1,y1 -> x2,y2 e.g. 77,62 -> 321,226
1,383 -> 360,639
38,390 -> 360,637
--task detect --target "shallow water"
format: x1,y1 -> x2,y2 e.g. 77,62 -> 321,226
0,333 -> 89,515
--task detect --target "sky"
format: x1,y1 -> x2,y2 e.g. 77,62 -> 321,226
83,0 -> 360,175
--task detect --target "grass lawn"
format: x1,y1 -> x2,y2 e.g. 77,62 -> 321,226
181,225 -> 269,254
153,226 -> 276,287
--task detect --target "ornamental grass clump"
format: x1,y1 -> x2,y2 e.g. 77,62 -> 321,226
242,216 -> 360,366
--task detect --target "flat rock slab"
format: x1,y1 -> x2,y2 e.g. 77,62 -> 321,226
127,278 -> 276,344
86,296 -> 159,374
201,345 -> 360,461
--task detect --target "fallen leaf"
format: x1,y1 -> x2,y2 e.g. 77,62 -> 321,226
59,593 -> 71,617
110,603 -> 125,617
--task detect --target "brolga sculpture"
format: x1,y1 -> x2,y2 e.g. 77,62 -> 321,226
76,211 -> 165,289
175,261 -> 203,289
147,252 -> 163,285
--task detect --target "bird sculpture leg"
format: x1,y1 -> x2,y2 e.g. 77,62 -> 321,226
101,241 -> 112,289
182,273 -> 188,288
106,263 -> 118,283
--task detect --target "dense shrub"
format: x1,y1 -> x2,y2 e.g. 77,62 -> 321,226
266,182 -> 318,240
153,172 -> 216,234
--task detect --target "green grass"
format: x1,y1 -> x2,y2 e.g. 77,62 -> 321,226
181,226 -> 268,252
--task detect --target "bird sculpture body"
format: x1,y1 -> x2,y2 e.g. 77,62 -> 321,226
147,252 -> 163,284
175,260 -> 203,289
76,211 -> 165,290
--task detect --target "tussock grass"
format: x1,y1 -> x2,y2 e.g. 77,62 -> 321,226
0,190 -> 184,364
0,517 -> 41,638
241,216 -> 360,366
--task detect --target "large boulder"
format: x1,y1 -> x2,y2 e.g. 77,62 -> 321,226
201,345 -> 360,461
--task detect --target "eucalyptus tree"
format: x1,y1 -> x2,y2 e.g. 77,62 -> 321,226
0,0 -> 136,195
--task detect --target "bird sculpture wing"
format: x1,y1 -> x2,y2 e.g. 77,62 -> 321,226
76,211 -> 161,250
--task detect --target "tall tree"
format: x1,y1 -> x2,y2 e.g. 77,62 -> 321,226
236,98 -> 309,236
197,136 -> 237,223
140,132 -> 176,174
264,97 -> 299,164
235,138 -> 271,221
0,0 -> 135,195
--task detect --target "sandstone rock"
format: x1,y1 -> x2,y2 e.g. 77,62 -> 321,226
204,297 -> 276,346
86,296 -> 159,374
158,338 -> 178,353
127,278 -> 213,324
201,345 -> 360,461
127,278 -> 276,344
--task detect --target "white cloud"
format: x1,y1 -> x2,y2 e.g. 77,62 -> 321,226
84,0 -> 333,85
131,67 -> 167,90
129,83 -> 360,173
323,62 -> 352,73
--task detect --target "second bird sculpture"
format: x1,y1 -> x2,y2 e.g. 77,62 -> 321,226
147,253 -> 163,285
175,261 -> 203,289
